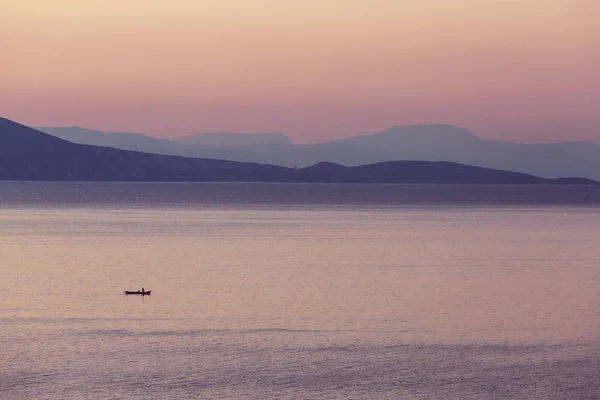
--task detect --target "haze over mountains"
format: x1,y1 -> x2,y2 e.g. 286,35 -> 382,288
1,117 -> 595,185
36,125 -> 600,181
178,132 -> 291,146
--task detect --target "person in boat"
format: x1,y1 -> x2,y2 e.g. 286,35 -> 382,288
141,287 -> 145,293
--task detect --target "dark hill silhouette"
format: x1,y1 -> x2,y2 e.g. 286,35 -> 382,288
2,117 -> 596,185
302,161 -> 597,184
1,118 -> 292,181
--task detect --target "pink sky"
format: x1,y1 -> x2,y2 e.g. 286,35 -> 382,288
1,0 -> 599,143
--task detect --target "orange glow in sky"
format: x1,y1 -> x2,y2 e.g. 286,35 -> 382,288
1,0 -> 599,142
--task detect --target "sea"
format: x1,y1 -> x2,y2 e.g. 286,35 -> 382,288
1,182 -> 600,399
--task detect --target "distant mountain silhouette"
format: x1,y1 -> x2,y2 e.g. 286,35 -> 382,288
322,124 -> 478,151
37,126 -> 292,152
35,126 -> 294,161
3,117 -> 596,184
176,132 -> 291,146
36,126 -> 191,155
324,125 -> 600,181
37,124 -> 600,181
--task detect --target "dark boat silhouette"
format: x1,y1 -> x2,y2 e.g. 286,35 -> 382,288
124,290 -> 151,295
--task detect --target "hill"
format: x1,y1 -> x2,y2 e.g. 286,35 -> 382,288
1,118 -> 292,181
323,125 -> 600,180
176,132 -> 291,146
36,124 -> 600,181
3,117 -> 596,184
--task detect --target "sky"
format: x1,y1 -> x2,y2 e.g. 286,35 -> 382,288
1,0 -> 599,143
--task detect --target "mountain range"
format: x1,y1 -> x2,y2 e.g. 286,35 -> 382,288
1,117 -> 595,185
36,125 -> 600,181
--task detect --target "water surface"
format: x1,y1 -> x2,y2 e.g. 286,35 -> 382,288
1,183 -> 599,399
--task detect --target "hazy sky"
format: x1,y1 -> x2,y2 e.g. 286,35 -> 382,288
2,0 -> 599,143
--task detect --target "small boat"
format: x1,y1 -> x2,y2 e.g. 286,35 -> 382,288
124,290 -> 151,295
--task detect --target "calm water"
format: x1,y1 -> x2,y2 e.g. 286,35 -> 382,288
1,183 -> 600,399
